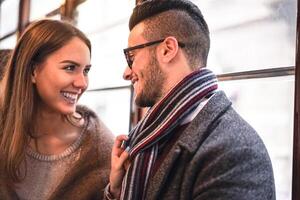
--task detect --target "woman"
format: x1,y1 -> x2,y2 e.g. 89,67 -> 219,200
0,19 -> 114,200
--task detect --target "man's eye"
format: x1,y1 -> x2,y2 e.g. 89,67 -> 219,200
129,54 -> 135,62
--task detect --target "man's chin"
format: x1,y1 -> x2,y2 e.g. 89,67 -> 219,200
135,96 -> 155,107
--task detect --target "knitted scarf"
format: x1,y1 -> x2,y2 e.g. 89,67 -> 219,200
120,69 -> 218,200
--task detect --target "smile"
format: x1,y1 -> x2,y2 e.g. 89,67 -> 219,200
61,92 -> 78,104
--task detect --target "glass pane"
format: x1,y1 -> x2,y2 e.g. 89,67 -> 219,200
192,0 -> 296,73
86,24 -> 130,89
219,75 -> 294,200
76,0 -> 135,89
29,0 -> 63,21
45,14 -> 61,21
78,88 -> 131,136
0,0 -> 19,37
76,0 -> 135,34
0,34 -> 17,49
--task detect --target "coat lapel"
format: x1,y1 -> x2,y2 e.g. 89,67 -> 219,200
145,91 -> 232,199
146,143 -> 182,200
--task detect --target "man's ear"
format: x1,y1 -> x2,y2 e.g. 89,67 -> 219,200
158,37 -> 179,63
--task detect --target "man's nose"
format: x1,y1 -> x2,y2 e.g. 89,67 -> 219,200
123,66 -> 132,80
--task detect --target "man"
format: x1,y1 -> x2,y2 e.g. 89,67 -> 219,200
106,0 -> 275,199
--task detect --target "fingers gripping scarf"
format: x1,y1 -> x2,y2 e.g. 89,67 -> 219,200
121,69 -> 218,199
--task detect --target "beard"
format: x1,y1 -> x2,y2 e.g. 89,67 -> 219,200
135,53 -> 166,107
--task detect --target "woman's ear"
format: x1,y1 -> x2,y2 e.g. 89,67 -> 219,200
158,37 -> 179,63
31,67 -> 37,84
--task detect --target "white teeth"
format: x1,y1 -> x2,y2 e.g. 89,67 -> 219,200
62,92 -> 78,103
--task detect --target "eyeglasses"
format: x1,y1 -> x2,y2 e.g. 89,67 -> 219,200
123,38 -> 185,68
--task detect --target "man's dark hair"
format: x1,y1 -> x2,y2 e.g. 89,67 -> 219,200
129,0 -> 210,69
0,49 -> 12,81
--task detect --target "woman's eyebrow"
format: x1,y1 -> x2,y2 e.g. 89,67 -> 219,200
60,60 -> 80,66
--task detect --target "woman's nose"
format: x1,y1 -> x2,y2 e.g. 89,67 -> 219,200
73,73 -> 88,89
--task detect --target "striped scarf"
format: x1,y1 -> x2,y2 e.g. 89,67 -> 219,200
120,69 -> 218,200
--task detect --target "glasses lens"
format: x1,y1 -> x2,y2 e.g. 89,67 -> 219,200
124,51 -> 132,68
123,39 -> 167,68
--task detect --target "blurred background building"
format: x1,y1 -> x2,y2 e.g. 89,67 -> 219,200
0,0 -> 298,199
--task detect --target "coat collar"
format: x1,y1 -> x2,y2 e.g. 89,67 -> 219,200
177,91 -> 232,153
146,91 -> 232,199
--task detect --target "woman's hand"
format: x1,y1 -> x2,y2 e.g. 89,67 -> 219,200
109,134 -> 130,198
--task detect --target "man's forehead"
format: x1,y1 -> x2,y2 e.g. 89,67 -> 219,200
128,23 -> 145,43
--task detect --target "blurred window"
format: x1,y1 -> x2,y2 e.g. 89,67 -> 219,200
78,88 -> 132,135
29,0 -> 63,21
193,0 -> 296,73
0,1 -> 297,198
75,0 -> 135,134
219,76 -> 294,199
0,0 -> 19,37
0,34 -> 17,49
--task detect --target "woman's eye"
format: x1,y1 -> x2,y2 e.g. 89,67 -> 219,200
84,67 -> 91,75
64,65 -> 76,71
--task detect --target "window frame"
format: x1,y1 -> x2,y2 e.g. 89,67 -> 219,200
292,1 -> 300,199
0,0 -> 299,198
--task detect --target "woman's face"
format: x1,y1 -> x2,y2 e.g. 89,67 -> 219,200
32,37 -> 91,115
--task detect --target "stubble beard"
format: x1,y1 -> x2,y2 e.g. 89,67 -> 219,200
135,54 -> 166,107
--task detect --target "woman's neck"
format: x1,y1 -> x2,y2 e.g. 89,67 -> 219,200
30,110 -> 84,155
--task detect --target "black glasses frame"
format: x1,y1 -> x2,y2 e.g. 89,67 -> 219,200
123,38 -> 185,68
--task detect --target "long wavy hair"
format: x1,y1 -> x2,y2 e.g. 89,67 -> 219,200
0,19 -> 91,182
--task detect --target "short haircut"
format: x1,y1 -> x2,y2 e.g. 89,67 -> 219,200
0,49 -> 12,81
129,0 -> 210,69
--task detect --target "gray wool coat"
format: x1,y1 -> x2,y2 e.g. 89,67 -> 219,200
0,105 -> 114,200
145,91 -> 275,200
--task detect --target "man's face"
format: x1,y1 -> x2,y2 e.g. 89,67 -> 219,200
135,51 -> 166,107
123,23 -> 166,107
